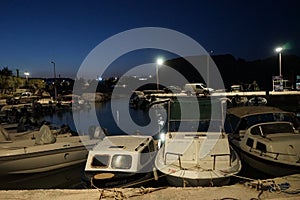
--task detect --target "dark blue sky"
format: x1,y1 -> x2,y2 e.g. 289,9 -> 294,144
0,0 -> 299,78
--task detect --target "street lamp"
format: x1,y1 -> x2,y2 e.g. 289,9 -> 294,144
156,58 -> 164,90
51,61 -> 57,100
275,47 -> 283,77
207,50 -> 213,87
24,71 -> 30,85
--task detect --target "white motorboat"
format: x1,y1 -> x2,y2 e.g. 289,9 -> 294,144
83,135 -> 158,188
155,130 -> 241,187
154,98 -> 241,187
0,124 -> 99,175
226,106 -> 300,176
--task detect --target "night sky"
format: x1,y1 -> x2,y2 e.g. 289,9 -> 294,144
0,0 -> 299,78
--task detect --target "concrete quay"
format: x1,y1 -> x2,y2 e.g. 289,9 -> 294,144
1,174 -> 300,200
146,90 -> 300,98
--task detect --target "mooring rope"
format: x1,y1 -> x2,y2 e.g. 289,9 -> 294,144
89,163 -> 300,200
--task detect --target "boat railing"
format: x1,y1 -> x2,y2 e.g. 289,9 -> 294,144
211,153 -> 231,170
164,152 -> 232,170
249,147 -> 300,162
164,152 -> 183,169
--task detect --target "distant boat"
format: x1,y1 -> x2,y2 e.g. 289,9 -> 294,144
230,95 -> 248,106
226,106 -> 300,176
247,96 -> 267,106
83,135 -> 158,188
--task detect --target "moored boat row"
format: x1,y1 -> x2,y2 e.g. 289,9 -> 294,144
1,98 -> 300,189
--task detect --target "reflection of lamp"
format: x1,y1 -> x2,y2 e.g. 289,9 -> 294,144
156,58 -> 164,90
51,61 -> 57,100
275,47 -> 283,77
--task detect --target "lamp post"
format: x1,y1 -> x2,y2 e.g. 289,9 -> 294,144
51,61 -> 57,100
24,71 -> 29,81
156,58 -> 164,90
275,47 -> 283,77
207,50 -> 213,87
24,71 -> 30,87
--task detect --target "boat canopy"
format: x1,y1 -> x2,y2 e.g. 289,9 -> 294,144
227,106 -> 286,118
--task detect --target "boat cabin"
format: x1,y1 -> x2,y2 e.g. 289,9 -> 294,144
85,135 -> 157,173
241,121 -> 300,162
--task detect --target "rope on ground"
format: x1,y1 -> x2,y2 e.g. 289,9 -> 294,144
242,178 -> 300,200
223,173 -> 256,182
94,187 -> 168,199
221,172 -> 300,199
89,172 -> 170,199
88,163 -> 192,199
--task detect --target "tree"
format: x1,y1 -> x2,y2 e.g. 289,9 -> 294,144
28,79 -> 46,91
0,67 -> 13,76
0,67 -> 13,93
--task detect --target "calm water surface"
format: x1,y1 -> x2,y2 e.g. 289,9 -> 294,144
43,97 -> 161,136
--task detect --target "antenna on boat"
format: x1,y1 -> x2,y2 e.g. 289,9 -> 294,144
116,110 -> 120,126
167,99 -> 171,133
219,97 -> 231,138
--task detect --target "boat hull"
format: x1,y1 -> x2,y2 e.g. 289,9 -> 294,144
0,146 -> 90,174
82,171 -> 153,188
156,159 -> 239,187
0,135 -> 98,175
166,174 -> 230,187
237,146 -> 300,177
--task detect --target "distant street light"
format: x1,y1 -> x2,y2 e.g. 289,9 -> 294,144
24,71 -> 30,84
51,61 -> 57,100
156,58 -> 164,90
275,47 -> 283,77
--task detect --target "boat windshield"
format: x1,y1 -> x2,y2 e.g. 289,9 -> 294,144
250,123 -> 295,136
170,120 -> 222,132
246,113 -> 298,126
